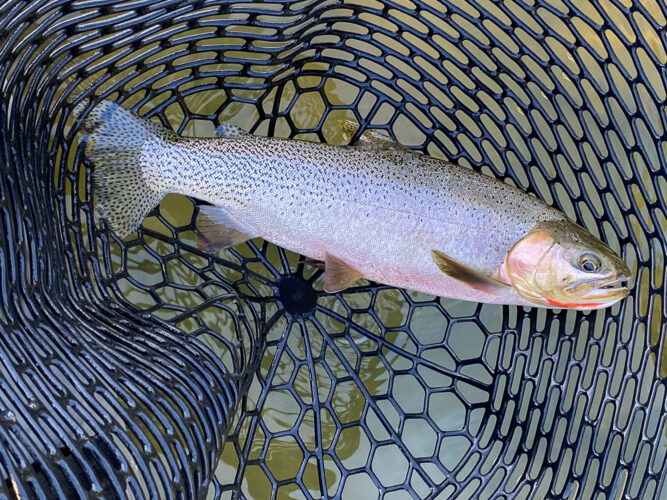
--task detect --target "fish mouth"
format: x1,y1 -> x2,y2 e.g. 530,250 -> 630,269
564,272 -> 631,302
598,276 -> 630,291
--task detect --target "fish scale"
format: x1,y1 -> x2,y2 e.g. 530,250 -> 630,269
83,100 -> 631,309
154,136 -> 560,279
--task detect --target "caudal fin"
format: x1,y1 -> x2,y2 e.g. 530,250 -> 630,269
82,100 -> 176,239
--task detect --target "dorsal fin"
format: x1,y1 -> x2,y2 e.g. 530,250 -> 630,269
215,123 -> 248,138
337,120 -> 409,152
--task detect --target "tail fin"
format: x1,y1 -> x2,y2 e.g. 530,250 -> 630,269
82,100 -> 176,239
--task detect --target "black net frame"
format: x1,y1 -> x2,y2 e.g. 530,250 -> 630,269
0,0 -> 666,498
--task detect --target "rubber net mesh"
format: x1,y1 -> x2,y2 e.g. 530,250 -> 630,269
0,0 -> 665,498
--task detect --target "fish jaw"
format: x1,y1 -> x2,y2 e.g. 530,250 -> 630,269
555,268 -> 631,309
544,298 -> 608,309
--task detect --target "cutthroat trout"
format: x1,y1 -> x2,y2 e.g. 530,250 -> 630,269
82,100 -> 631,309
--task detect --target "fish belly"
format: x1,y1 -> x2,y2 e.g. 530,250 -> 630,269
254,201 -> 524,304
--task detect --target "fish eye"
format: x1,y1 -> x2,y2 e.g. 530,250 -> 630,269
580,254 -> 601,273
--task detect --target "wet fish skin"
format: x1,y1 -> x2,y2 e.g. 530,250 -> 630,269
82,100 -> 631,308
149,135 -> 560,305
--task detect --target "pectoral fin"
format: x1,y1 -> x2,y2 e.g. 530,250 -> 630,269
324,253 -> 363,292
196,205 -> 255,251
431,249 -> 510,294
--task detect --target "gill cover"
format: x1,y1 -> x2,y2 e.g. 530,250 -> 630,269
504,228 -> 556,305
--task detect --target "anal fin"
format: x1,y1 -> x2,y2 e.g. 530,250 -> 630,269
324,253 -> 362,293
196,205 -> 255,251
432,249 -> 509,294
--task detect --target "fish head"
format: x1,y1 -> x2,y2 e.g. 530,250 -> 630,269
505,221 -> 631,309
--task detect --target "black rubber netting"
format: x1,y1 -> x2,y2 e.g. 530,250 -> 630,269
0,0 -> 666,498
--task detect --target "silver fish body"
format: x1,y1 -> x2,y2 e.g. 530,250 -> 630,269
153,136 -> 561,305
83,100 -> 631,308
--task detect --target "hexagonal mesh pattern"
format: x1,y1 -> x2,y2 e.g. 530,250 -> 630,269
0,0 -> 665,499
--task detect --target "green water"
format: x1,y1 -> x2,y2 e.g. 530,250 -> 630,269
55,12 -> 667,496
